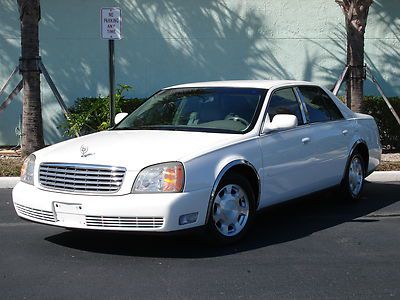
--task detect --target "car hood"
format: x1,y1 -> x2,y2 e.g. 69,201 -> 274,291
34,130 -> 243,170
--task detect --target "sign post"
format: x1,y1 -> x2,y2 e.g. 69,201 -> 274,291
101,7 -> 122,127
109,40 -> 115,126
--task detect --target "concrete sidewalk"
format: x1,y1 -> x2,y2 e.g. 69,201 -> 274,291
0,171 -> 399,189
0,177 -> 19,189
366,171 -> 400,183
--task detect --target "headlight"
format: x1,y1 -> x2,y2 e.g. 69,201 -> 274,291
20,154 -> 36,185
132,162 -> 184,193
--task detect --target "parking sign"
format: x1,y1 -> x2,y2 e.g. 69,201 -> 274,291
101,7 -> 122,40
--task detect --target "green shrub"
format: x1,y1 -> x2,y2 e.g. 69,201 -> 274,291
62,84 -> 145,137
337,96 -> 399,150
363,96 -> 400,150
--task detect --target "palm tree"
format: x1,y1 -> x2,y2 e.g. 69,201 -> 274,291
18,0 -> 44,157
336,0 -> 373,112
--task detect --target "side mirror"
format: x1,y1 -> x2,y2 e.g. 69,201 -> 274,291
262,114 -> 298,133
115,112 -> 128,125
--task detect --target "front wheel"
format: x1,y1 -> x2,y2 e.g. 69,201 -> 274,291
341,151 -> 366,201
206,173 -> 255,244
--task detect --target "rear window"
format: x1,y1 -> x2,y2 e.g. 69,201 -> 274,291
298,86 -> 343,123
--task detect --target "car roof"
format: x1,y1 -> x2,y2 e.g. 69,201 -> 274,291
165,80 -> 315,90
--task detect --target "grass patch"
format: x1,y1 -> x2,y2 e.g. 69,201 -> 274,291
0,158 -> 23,177
376,161 -> 400,171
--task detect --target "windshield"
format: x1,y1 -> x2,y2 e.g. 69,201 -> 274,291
114,87 -> 267,133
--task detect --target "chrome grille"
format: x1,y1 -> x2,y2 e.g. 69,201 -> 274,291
15,203 -> 56,223
86,216 -> 164,228
39,163 -> 126,194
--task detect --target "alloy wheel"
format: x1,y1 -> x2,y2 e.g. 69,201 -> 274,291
212,184 -> 250,237
348,156 -> 364,197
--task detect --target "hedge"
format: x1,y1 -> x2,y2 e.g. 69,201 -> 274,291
61,84 -> 145,137
363,96 -> 400,150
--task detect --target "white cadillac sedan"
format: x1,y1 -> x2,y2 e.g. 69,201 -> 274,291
13,80 -> 381,243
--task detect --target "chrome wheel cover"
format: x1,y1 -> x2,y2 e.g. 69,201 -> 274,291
212,184 -> 250,237
349,156 -> 364,197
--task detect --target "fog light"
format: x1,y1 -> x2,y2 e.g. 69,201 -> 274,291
179,212 -> 198,225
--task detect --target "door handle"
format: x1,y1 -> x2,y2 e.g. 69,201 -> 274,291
342,129 -> 349,135
302,137 -> 311,144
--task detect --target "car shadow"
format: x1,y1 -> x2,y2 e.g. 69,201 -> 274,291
45,181 -> 400,258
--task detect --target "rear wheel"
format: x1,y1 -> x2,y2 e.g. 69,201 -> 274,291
341,151 -> 366,201
206,173 -> 255,244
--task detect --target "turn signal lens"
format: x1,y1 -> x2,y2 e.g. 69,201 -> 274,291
132,162 -> 184,193
162,165 -> 184,192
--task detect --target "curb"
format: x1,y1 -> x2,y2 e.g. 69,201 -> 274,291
0,171 -> 399,189
366,171 -> 400,183
0,177 -> 19,189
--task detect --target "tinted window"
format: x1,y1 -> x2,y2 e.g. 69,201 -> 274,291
267,88 -> 304,125
299,86 -> 343,123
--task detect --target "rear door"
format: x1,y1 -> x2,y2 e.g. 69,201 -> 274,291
296,85 -> 352,187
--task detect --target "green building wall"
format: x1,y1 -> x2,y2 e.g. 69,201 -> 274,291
0,0 -> 398,145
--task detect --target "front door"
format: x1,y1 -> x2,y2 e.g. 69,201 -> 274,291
259,87 -> 317,207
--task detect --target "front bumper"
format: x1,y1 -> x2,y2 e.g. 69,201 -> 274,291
12,182 -> 210,232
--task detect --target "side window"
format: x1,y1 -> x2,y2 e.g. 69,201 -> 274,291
298,86 -> 343,123
322,93 -> 344,121
267,88 -> 304,125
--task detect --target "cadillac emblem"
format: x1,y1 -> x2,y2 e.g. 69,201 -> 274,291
80,145 -> 89,157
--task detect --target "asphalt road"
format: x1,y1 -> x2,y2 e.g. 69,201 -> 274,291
1,181 -> 399,299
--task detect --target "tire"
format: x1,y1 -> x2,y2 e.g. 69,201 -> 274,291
340,150 -> 366,201
206,173 -> 255,244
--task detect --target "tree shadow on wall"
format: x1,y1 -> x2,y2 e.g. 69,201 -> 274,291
366,0 -> 400,95
37,0 -> 292,96
0,1 -> 23,144
1,0 -> 293,144
116,0 -> 292,89
306,0 -> 400,97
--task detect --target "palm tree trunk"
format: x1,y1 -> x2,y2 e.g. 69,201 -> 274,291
18,0 -> 44,157
346,19 -> 365,112
336,0 -> 373,112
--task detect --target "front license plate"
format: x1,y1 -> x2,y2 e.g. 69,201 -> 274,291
54,202 -> 85,226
